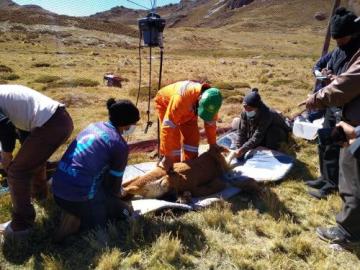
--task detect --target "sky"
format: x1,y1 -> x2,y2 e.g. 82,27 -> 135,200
13,0 -> 181,16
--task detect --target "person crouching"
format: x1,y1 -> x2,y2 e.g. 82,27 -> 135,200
51,99 -> 140,241
234,89 -> 290,159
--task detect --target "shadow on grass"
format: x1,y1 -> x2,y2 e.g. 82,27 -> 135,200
281,136 -> 316,182
229,186 -> 301,224
2,200 -> 205,269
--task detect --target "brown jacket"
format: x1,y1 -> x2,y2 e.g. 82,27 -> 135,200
313,49 -> 360,125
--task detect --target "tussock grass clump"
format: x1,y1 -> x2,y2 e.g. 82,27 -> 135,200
34,75 -> 61,83
41,254 -> 64,270
149,233 -> 194,268
202,201 -> 233,230
95,248 -> 123,270
32,62 -> 51,68
0,73 -> 20,80
213,81 -> 251,90
225,94 -> 244,104
48,78 -> 99,88
0,64 -> 13,73
288,236 -> 315,261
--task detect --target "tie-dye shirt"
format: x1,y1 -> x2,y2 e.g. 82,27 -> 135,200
52,121 -> 128,201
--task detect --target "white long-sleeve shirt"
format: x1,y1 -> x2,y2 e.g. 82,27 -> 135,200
0,85 -> 61,131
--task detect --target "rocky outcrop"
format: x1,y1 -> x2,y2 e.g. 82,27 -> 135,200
227,0 -> 255,9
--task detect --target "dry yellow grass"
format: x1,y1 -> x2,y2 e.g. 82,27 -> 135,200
1,2 -> 360,268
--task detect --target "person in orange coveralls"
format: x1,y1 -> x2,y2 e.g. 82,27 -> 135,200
154,80 -> 223,172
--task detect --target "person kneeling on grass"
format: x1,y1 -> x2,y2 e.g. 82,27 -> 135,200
233,88 -> 291,159
51,98 -> 140,240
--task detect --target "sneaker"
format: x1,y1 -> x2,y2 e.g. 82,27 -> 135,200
316,227 -> 349,244
305,178 -> 326,189
0,221 -> 31,240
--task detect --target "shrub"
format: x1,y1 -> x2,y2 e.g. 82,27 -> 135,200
0,73 -> 20,80
213,81 -> 235,90
213,81 -> 250,90
0,65 -> 13,73
34,75 -> 61,84
32,62 -> 51,68
48,78 -> 99,88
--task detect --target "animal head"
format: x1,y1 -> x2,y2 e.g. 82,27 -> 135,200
122,167 -> 171,198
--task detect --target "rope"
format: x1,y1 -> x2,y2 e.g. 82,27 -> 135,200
157,48 -> 164,159
144,32 -> 153,134
136,31 -> 142,106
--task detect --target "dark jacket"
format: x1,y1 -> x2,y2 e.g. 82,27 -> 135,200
314,48 -> 360,125
327,36 -> 360,76
313,52 -> 333,74
236,103 -> 290,152
0,109 -> 29,152
0,109 -> 17,152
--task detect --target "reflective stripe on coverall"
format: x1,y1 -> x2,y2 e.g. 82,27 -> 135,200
154,81 -> 217,161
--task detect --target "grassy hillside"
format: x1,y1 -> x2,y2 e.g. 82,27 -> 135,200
1,0 -> 360,269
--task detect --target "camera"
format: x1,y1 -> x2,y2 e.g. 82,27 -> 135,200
317,126 -> 347,145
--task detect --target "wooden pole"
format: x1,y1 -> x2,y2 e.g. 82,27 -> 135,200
321,0 -> 342,56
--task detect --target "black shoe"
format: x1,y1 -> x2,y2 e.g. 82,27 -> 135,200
308,188 -> 334,199
305,178 -> 326,189
316,227 -> 349,244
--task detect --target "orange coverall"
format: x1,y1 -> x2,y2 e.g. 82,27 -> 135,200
154,81 -> 217,162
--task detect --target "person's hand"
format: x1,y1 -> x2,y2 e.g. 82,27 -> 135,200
1,152 -> 13,172
161,156 -> 174,173
235,148 -> 246,158
298,94 -> 318,111
321,68 -> 333,77
337,121 -> 356,143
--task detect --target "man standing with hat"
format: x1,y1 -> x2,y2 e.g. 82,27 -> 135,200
304,30 -> 360,245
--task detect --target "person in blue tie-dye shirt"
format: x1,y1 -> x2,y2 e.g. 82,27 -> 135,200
52,98 -> 140,236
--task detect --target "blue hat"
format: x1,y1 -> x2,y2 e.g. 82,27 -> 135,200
243,88 -> 262,108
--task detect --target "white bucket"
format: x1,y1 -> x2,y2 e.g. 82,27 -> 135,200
292,116 -> 324,140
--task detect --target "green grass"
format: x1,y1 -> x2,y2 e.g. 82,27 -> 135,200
47,78 -> 100,88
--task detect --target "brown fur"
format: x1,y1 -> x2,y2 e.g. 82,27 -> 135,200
122,147 -> 229,199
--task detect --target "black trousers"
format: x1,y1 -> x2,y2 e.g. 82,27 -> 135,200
336,146 -> 360,240
317,107 -> 341,190
54,185 -> 133,230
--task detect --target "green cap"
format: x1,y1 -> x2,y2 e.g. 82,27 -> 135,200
198,88 -> 222,121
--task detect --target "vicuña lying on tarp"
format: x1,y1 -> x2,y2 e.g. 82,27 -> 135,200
122,147 -> 230,200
